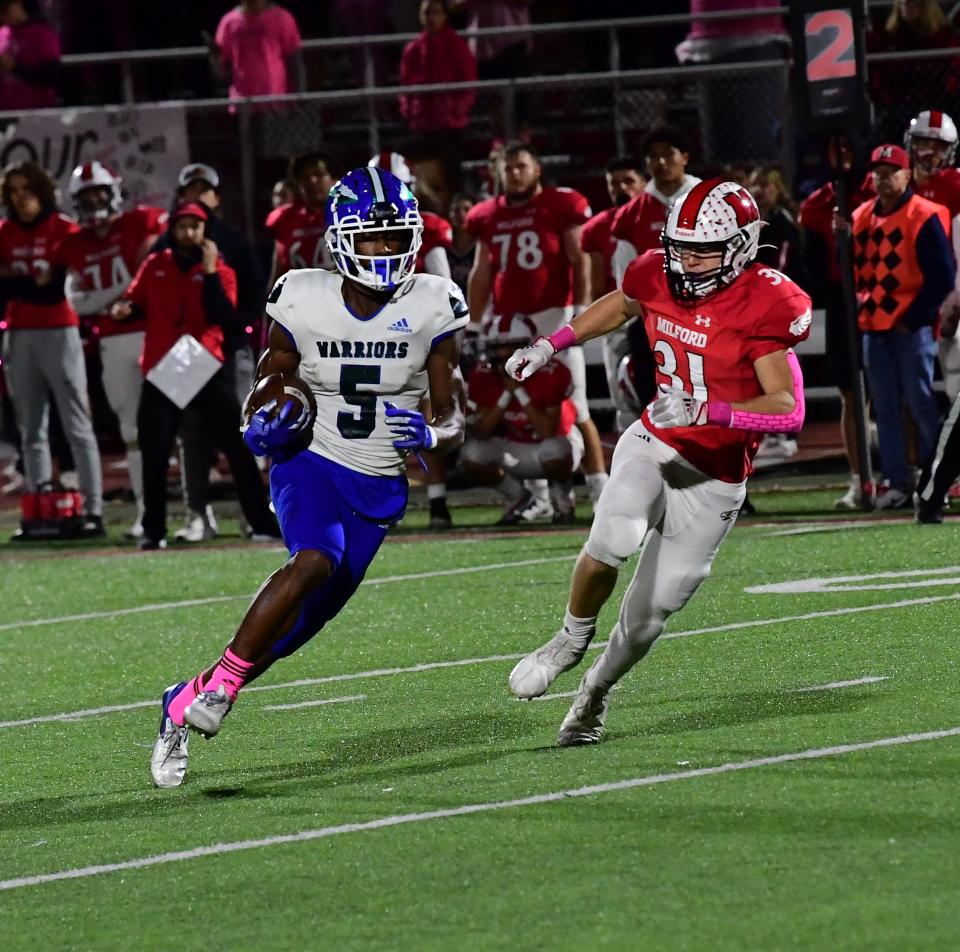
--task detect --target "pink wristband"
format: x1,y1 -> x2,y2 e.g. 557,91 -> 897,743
546,325 -> 578,353
706,401 -> 733,427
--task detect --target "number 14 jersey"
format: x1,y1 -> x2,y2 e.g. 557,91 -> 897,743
622,250 -> 812,483
265,269 -> 469,477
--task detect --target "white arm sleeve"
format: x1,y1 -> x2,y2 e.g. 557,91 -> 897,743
423,246 -> 452,279
612,239 -> 638,286
64,271 -> 121,316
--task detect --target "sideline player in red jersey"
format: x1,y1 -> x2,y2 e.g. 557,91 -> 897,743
57,161 -> 167,538
503,180 -> 812,745
0,161 -> 104,536
580,155 -> 646,422
265,150 -> 339,280
610,126 -> 701,284
905,109 -> 960,402
467,140 -> 608,510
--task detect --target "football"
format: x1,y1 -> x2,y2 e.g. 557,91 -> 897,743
242,372 -> 317,432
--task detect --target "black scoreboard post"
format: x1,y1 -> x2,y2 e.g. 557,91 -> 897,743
790,1 -> 875,509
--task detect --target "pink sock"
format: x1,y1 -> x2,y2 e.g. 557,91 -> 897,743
203,647 -> 255,703
167,673 -> 205,727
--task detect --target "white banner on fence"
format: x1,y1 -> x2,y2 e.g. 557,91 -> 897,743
0,104 -> 189,210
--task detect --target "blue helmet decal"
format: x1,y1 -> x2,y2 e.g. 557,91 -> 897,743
325,167 -> 424,292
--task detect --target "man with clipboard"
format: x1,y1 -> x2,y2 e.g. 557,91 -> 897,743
111,202 -> 277,549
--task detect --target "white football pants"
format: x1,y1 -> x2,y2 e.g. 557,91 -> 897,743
582,420 -> 746,692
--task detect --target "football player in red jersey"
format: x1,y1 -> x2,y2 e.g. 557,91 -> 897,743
0,161 -> 104,537
56,161 -> 167,538
906,109 -> 960,402
610,126 -> 701,285
466,140 -> 608,510
502,180 -> 812,746
265,150 -> 339,280
581,155 -> 647,426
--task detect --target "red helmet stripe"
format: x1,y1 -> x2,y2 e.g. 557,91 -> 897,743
675,179 -> 718,231
931,110 -> 943,129
81,162 -> 93,181
379,151 -> 392,171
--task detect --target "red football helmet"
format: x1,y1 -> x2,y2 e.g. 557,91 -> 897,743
904,109 -> 958,172
661,178 -> 762,302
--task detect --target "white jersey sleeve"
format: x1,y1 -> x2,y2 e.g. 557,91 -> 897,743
266,270 -> 468,476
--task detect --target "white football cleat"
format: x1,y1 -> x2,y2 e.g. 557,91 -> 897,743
183,684 -> 233,738
151,682 -> 190,788
509,627 -> 592,699
174,505 -> 218,543
558,674 -> 611,746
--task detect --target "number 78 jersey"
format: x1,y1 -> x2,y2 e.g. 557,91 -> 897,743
265,269 -> 469,477
622,250 -> 813,483
466,187 -> 592,315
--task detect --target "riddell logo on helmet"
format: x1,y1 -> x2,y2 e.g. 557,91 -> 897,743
674,227 -> 696,238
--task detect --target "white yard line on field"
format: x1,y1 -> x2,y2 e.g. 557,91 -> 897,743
263,695 -> 366,711
790,676 -> 889,693
0,554 -> 578,634
3,592 -> 958,731
2,724 -> 958,892
764,522 -> 895,537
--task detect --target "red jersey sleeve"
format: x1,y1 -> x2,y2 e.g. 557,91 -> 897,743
621,249 -> 665,301
137,205 -> 169,238
265,203 -> 291,237
744,279 -> 813,363
611,195 -> 641,242
421,212 -> 453,254
580,210 -> 609,254
551,188 -> 592,230
465,199 -> 495,242
216,261 -> 238,308
125,252 -> 154,309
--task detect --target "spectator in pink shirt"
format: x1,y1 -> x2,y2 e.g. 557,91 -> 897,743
212,1 -> 305,102
400,0 -> 477,135
0,0 -> 61,110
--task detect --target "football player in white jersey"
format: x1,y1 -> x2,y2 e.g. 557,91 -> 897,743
150,167 -> 468,787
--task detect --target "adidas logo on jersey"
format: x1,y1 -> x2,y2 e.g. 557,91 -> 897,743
387,317 -> 413,333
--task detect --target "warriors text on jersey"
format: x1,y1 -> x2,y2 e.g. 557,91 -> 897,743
265,269 -> 469,476
466,186 -> 591,315
55,206 -> 167,337
266,202 -> 332,271
622,250 -> 812,482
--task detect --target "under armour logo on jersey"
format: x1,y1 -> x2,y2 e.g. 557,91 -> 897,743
694,314 -> 711,327
789,309 -> 813,337
386,317 -> 413,333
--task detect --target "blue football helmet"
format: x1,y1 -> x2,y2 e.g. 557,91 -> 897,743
325,167 -> 423,291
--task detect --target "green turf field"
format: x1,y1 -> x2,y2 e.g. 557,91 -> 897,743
1,494 -> 958,951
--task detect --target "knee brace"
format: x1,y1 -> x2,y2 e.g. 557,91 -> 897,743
584,505 -> 645,568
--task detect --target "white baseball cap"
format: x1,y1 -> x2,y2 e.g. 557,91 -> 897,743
177,163 -> 220,190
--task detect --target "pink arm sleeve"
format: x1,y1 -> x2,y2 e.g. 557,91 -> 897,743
707,350 -> 805,432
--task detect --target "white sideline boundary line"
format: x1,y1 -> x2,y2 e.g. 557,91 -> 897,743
790,676 -> 888,693
3,725 -> 959,892
0,555 -> 578,635
263,695 -> 366,711
3,592 -> 959,731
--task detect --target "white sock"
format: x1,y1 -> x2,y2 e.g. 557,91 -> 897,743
427,483 -> 446,501
563,608 -> 597,644
127,448 -> 144,509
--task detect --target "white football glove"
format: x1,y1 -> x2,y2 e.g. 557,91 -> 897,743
504,337 -> 555,381
648,389 -> 708,428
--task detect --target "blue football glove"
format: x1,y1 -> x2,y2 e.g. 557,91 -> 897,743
242,398 -> 310,457
384,401 -> 438,451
